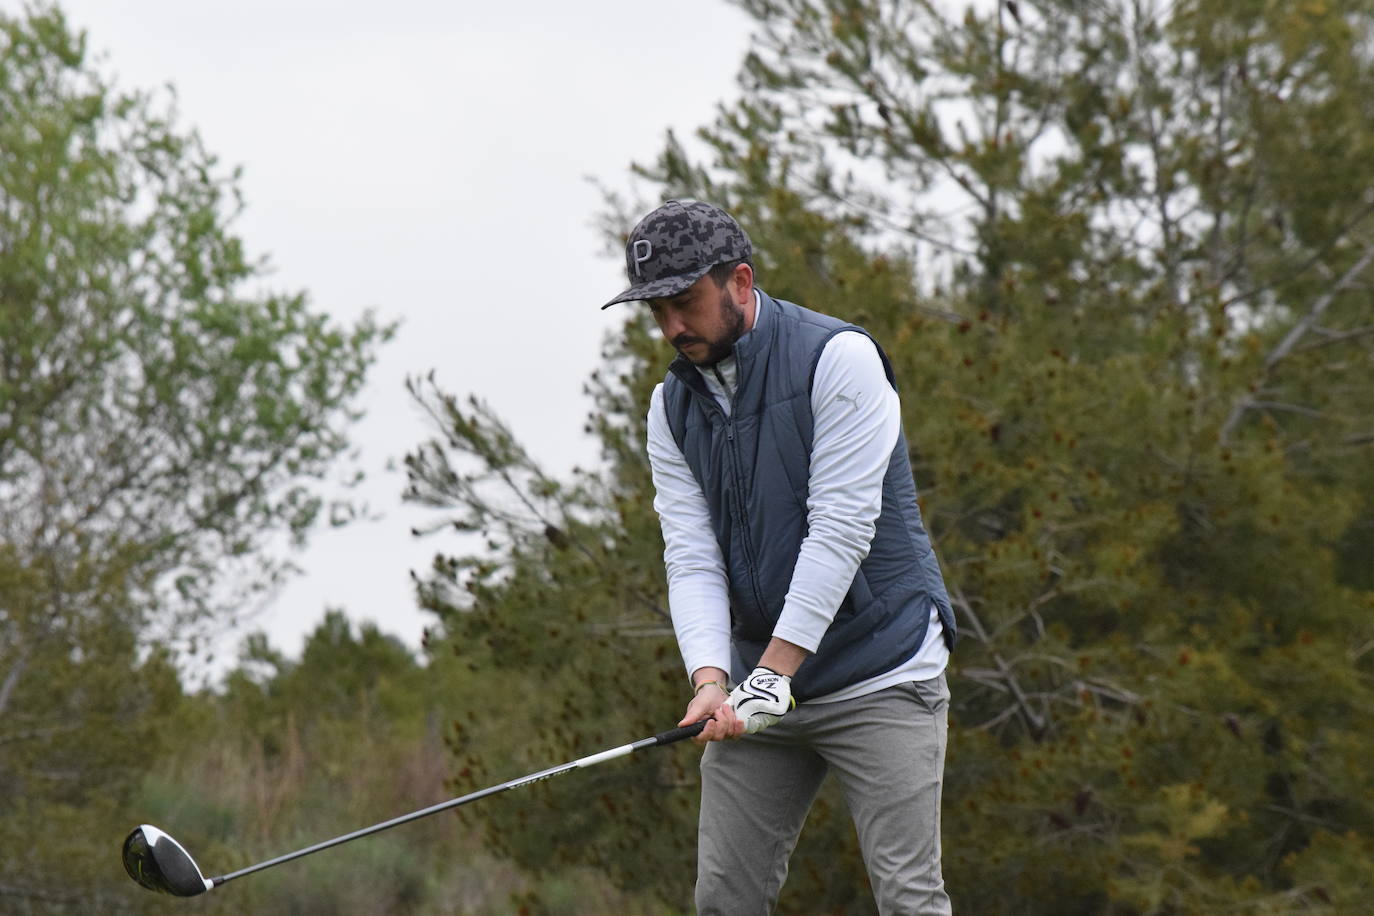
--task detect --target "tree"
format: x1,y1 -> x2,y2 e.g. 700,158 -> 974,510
0,6 -> 389,909
407,0 -> 1374,912
144,613 -> 449,915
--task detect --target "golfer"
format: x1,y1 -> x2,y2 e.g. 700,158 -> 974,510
604,200 -> 958,915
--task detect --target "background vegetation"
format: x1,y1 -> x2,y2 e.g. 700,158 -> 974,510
2,1 -> 1371,913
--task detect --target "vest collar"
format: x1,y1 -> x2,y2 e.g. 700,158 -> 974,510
668,288 -> 777,393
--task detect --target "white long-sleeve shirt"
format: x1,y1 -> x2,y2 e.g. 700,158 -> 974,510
647,292 -> 949,704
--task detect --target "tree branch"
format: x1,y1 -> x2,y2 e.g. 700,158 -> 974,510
949,583 -> 1048,738
1220,244 -> 1374,442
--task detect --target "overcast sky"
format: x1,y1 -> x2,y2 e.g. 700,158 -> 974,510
31,0 -> 753,679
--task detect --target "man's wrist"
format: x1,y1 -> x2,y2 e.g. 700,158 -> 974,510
691,666 -> 731,690
757,637 -> 810,678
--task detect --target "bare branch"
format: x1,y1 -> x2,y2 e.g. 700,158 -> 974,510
1219,198 -> 1374,311
0,646 -> 31,719
1220,244 -> 1374,442
1296,324 -> 1374,351
1263,245 -> 1374,374
950,583 -> 1048,738
1247,401 -> 1326,419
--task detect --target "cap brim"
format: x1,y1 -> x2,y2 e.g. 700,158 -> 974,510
601,266 -> 712,309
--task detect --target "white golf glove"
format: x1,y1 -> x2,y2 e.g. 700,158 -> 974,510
727,666 -> 795,734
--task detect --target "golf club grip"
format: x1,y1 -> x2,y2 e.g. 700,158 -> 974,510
653,720 -> 708,745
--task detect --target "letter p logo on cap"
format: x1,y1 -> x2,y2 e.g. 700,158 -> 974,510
632,239 -> 653,278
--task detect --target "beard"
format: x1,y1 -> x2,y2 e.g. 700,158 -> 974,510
674,286 -> 747,367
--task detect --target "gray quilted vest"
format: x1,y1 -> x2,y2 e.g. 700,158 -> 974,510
662,290 -> 956,700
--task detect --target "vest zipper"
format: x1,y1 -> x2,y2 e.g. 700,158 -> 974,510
710,365 -> 768,619
711,365 -> 731,399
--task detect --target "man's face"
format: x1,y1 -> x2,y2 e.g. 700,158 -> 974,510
648,270 -> 747,367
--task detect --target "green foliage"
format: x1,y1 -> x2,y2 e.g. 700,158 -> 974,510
0,5 -> 388,910
126,614 -> 458,915
403,348 -> 701,906
118,614 -> 669,915
407,1 -> 1374,912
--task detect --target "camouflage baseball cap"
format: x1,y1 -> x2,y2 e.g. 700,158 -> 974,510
602,200 -> 752,309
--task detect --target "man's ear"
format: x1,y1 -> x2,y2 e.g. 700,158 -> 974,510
730,262 -> 755,304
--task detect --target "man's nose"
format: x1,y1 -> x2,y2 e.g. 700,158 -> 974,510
659,310 -> 686,339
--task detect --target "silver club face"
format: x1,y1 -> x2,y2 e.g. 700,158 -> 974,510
122,825 -> 213,897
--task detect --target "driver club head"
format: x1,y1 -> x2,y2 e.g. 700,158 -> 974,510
122,824 -> 214,897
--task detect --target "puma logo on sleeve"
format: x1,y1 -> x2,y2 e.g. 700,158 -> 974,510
834,392 -> 861,412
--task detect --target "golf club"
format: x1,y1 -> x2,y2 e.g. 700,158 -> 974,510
123,719 -> 706,897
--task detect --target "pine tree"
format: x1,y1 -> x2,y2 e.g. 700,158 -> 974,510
408,1 -> 1374,911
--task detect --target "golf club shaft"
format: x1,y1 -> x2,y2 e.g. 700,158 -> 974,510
210,720 -> 707,888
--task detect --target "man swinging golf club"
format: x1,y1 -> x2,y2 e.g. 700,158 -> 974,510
605,200 -> 958,914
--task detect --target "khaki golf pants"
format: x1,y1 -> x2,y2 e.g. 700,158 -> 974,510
695,674 -> 951,915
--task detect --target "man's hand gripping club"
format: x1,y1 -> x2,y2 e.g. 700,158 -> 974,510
728,666 -> 795,733
678,667 -> 739,742
680,641 -> 807,743
678,667 -> 796,742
